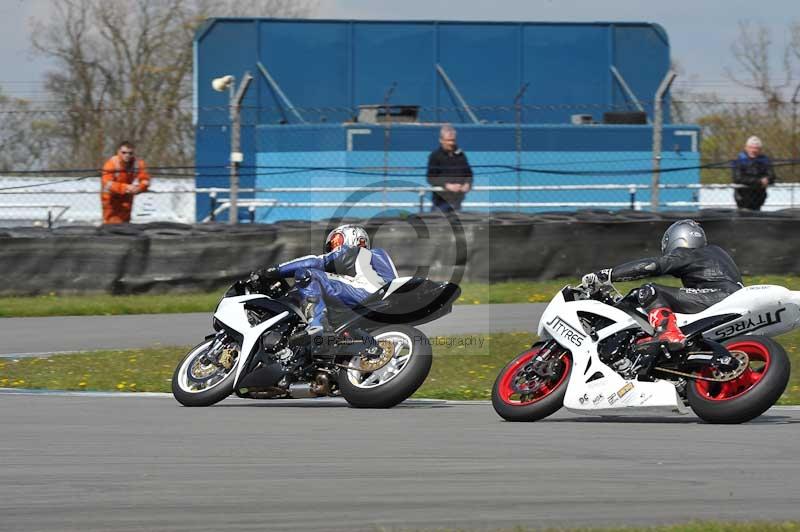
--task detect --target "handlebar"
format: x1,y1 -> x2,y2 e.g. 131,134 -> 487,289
568,281 -> 624,305
228,277 -> 292,298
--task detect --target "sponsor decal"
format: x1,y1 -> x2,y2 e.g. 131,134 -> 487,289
578,393 -> 589,405
617,382 -> 634,399
592,394 -> 604,406
638,393 -> 653,403
546,315 -> 587,347
713,308 -> 786,340
608,394 -> 619,406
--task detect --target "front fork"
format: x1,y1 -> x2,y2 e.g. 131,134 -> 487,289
529,340 -> 565,379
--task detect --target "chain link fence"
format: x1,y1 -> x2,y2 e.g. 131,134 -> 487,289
1,101 -> 798,226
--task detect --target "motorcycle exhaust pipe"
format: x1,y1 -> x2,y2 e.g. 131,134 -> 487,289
311,373 -> 331,396
288,374 -> 332,398
288,383 -> 315,398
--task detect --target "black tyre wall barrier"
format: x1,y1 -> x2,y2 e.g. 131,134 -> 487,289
0,211 -> 798,295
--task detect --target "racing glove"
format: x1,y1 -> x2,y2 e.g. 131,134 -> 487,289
581,269 -> 613,290
247,264 -> 281,290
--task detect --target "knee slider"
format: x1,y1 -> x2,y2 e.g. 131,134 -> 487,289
636,284 -> 658,307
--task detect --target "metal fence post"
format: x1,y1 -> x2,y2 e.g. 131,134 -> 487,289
792,84 -> 800,184
209,191 -> 217,222
514,83 -> 529,213
651,70 -> 677,212
382,82 -> 396,210
228,72 -> 253,225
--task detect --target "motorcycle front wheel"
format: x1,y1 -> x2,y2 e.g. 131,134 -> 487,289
338,325 -> 432,409
172,337 -> 238,407
492,342 -> 572,422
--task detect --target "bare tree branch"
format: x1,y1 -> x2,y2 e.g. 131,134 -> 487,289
26,0 -> 317,169
726,20 -> 795,106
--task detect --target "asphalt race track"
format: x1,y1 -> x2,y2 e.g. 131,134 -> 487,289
3,305 -> 800,530
0,303 -> 545,356
2,392 -> 800,531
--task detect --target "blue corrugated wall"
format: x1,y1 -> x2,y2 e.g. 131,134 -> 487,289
194,19 -> 699,222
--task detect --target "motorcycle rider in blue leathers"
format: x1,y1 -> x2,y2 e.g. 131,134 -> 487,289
248,224 -> 398,338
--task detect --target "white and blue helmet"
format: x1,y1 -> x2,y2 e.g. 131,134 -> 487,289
324,224 -> 371,253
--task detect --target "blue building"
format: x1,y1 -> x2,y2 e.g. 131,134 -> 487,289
194,19 -> 700,222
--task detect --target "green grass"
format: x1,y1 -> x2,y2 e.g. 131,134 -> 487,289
3,331 -> 800,405
3,275 -> 800,317
0,292 -> 222,318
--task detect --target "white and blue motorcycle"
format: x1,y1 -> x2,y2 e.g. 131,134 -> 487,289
492,282 -> 794,424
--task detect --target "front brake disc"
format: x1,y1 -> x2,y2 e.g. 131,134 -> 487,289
218,347 -> 236,370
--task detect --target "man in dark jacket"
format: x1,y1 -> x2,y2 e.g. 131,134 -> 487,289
426,125 -> 473,212
732,136 -> 776,210
582,220 -> 743,352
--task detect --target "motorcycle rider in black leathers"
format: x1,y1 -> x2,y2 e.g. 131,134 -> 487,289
582,219 -> 743,350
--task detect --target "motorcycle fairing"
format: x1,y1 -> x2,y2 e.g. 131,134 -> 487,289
675,285 -> 800,341
539,292 -> 687,415
215,295 -> 291,388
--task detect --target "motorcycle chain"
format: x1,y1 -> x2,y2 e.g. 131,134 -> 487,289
654,350 -> 749,383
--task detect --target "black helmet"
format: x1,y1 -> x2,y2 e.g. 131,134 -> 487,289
661,219 -> 707,255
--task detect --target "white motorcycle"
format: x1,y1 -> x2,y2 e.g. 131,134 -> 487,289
492,282 -> 794,424
172,276 -> 460,408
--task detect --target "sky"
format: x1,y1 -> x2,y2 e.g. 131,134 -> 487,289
1,0 -> 798,103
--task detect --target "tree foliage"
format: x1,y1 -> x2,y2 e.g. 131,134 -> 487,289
22,0 -> 315,170
675,20 -> 800,183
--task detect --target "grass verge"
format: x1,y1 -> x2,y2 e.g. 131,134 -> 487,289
3,274 -> 800,317
2,332 -> 799,404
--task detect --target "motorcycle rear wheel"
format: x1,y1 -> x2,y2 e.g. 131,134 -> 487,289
687,336 -> 790,424
338,325 -> 432,409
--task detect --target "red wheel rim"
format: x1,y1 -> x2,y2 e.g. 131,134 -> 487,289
693,340 -> 771,401
498,347 -> 570,406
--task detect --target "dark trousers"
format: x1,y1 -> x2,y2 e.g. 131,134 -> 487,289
735,187 -> 767,211
646,284 -> 734,314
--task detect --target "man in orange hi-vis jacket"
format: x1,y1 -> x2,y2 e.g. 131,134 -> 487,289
101,140 -> 150,224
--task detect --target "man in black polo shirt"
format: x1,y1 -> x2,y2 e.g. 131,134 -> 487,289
426,124 -> 473,212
